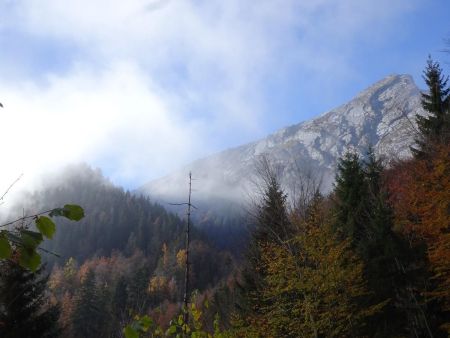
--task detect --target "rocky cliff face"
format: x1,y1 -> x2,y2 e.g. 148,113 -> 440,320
139,74 -> 424,206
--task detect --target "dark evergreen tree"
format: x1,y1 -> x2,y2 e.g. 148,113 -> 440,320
414,57 -> 450,156
127,267 -> 150,313
332,150 -> 422,337
236,158 -> 291,327
108,276 -> 128,337
361,151 -> 411,337
0,259 -> 60,338
332,151 -> 368,247
112,276 -> 128,321
253,172 -> 291,245
72,269 -> 103,338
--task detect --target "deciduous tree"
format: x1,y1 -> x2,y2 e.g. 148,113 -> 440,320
260,196 -> 383,337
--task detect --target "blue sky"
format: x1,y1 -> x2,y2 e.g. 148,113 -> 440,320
0,0 -> 449,193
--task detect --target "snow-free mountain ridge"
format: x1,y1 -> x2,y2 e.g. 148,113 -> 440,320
139,74 -> 424,207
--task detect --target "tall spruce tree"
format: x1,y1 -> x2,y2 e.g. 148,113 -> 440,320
235,158 -> 291,333
72,269 -> 103,338
414,57 -> 450,156
332,151 -> 368,247
112,276 -> 128,320
362,151 -> 413,337
0,259 -> 60,338
253,169 -> 291,246
332,150 -> 418,337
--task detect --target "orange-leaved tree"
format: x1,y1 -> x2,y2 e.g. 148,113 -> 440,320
388,144 -> 450,332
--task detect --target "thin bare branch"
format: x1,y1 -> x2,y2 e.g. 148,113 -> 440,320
0,173 -> 24,204
0,209 -> 54,229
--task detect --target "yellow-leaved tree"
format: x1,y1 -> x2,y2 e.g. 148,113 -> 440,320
260,196 -> 385,337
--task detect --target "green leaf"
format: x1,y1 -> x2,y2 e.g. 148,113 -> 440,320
0,234 -> 12,259
139,315 -> 152,331
36,216 -> 56,239
16,230 -> 43,271
20,230 -> 43,249
19,247 -> 41,272
167,324 -> 177,335
123,326 -> 139,338
63,204 -> 84,221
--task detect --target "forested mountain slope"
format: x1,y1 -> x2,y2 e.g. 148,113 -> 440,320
11,164 -> 234,280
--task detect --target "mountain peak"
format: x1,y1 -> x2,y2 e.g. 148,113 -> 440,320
139,75 -> 425,207
355,74 -> 417,100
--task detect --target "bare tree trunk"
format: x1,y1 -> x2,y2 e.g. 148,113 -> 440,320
183,172 -> 193,336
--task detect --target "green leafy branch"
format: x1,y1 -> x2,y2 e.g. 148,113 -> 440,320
0,204 -> 84,271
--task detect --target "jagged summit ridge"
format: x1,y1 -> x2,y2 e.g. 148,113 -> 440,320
259,74 -> 420,165
140,74 -> 424,203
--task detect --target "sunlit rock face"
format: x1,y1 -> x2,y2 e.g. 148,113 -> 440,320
139,74 -> 424,208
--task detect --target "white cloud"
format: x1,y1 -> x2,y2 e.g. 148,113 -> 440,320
7,0 -> 421,114
0,62 -> 205,200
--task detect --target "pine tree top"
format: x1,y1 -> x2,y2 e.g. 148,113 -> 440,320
414,57 -> 450,156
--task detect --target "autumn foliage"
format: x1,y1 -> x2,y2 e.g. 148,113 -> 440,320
260,198 -> 384,337
388,144 -> 450,313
